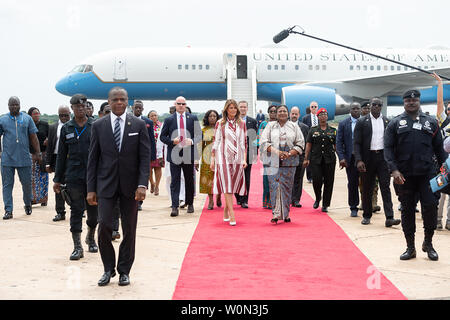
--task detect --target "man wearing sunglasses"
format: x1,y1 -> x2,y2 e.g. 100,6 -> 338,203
302,101 -> 319,183
160,96 -> 202,217
353,98 -> 400,228
45,105 -> 71,222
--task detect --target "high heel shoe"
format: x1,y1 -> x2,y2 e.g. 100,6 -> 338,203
271,218 -> 278,224
229,220 -> 236,226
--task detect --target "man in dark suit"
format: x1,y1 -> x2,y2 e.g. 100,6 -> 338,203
353,97 -> 400,227
256,109 -> 265,128
290,106 -> 309,207
160,96 -> 202,217
45,105 -> 71,222
336,103 -> 361,217
131,100 -> 156,211
87,87 -> 151,287
234,101 -> 258,208
302,101 -> 319,128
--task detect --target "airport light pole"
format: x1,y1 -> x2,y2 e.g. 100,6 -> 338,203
273,26 -> 450,81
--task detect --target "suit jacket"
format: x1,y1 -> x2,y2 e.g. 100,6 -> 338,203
296,120 -> 310,158
245,116 -> 258,164
336,116 -> 356,164
159,112 -> 202,164
45,122 -> 59,169
138,115 -> 157,161
302,113 -> 316,128
87,113 -> 151,198
353,114 -> 390,164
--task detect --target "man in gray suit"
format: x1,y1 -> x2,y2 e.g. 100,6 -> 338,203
87,87 -> 151,287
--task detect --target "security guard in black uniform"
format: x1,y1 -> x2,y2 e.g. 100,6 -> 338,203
303,108 -> 337,212
384,89 -> 446,261
54,94 -> 98,261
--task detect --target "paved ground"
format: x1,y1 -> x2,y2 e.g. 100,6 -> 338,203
0,169 -> 449,300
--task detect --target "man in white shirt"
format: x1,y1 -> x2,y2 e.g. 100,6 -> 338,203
353,98 -> 400,227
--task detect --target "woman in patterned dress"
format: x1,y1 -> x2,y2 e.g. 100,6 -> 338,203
258,105 -> 278,209
28,107 -> 49,206
148,110 -> 163,195
199,110 -> 221,209
210,100 -> 247,226
260,105 -> 304,224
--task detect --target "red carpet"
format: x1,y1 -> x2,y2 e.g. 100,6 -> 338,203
172,162 -> 406,300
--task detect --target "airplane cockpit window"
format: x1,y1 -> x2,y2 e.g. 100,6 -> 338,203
70,64 -> 93,73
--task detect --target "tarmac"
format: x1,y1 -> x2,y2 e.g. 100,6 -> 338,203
0,168 -> 449,300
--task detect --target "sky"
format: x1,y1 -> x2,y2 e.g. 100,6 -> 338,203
1,0 -> 449,116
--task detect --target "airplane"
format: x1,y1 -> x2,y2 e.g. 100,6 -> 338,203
55,46 -> 450,119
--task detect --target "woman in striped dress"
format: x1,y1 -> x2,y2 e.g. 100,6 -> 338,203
210,99 -> 247,226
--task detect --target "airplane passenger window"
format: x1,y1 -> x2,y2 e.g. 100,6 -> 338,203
377,66 -> 381,71
322,65 -> 326,70
391,66 -> 395,71
185,64 -> 189,70
295,65 -> 299,70
397,66 -> 401,71
370,66 -> 374,71
350,65 -> 354,71
363,65 -> 368,71
281,65 -> 285,70
424,66 -> 428,69
384,66 -> 388,71
309,65 -> 313,70
178,65 -> 182,70
268,65 -> 272,70
274,65 -> 279,70
199,65 -> 203,70
315,65 -> 320,70
206,65 -> 210,70
356,65 -> 361,71
192,65 -> 196,70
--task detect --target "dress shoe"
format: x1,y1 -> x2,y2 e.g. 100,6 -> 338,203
400,247 -> 416,260
241,203 -> 248,209
271,218 -> 278,224
52,213 -> 65,222
3,211 -> 13,220
437,220 -> 443,229
216,196 -> 222,208
187,204 -> 194,213
118,274 -> 130,286
372,205 -> 381,213
179,201 -> 187,209
313,201 -> 320,209
207,204 -> 214,210
170,208 -> 179,217
41,202 -> 47,206
321,207 -> 328,213
112,231 -> 120,241
24,205 -> 32,215
236,200 -> 241,206
284,217 -> 291,223
422,242 -> 439,261
446,222 -> 450,231
385,218 -> 401,228
292,201 -> 302,208
350,209 -> 358,217
398,204 -> 403,211
361,218 -> 371,225
137,203 -> 142,211
150,184 -> 155,194
98,270 -> 116,286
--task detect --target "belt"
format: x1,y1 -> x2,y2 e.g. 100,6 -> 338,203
370,149 -> 384,153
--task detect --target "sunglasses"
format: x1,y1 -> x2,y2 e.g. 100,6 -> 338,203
269,110 -> 277,113
371,103 -> 382,107
310,106 -> 318,109
59,114 -> 70,117
176,102 -> 186,106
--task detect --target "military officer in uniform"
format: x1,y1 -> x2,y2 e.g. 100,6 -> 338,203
303,108 -> 337,212
384,89 -> 446,261
54,94 -> 98,261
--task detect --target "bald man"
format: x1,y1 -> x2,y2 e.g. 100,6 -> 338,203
46,105 -> 71,221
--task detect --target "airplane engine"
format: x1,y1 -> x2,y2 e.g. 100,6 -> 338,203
281,85 -> 337,120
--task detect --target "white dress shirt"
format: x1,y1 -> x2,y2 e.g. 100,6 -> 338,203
110,111 -> 127,151
176,111 -> 192,146
370,113 -> 385,150
54,120 -> 64,154
311,113 -> 318,127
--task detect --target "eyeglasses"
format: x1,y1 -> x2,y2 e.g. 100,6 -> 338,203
371,103 -> 382,107
310,106 -> 318,109
59,114 -> 70,117
269,110 -> 277,113
176,102 -> 186,106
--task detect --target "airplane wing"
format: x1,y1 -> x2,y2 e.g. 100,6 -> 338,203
307,67 -> 450,98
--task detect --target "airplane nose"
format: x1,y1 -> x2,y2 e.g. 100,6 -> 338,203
55,76 -> 70,94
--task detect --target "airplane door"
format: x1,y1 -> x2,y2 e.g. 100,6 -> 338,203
236,55 -> 247,79
113,57 -> 128,81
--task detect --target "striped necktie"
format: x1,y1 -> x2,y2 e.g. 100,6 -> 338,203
114,117 -> 121,151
